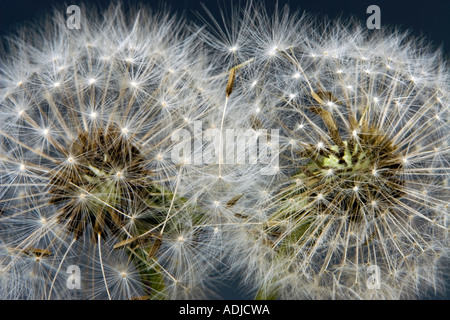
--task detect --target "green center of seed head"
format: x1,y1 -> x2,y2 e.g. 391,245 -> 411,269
316,135 -> 399,211
319,140 -> 375,176
83,162 -> 123,208
49,125 -> 155,239
266,126 -> 405,249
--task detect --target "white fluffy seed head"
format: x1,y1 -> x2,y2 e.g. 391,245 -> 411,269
0,3 -> 222,300
201,4 -> 450,300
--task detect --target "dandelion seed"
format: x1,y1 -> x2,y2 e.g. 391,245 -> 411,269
269,46 -> 278,56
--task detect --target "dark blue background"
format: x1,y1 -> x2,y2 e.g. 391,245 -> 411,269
1,0 -> 449,57
0,0 -> 449,300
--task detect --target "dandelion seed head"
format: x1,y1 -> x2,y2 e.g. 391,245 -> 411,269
0,3 -> 221,300
204,4 -> 450,300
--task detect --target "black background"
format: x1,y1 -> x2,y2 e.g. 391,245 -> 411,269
0,0 -> 449,300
